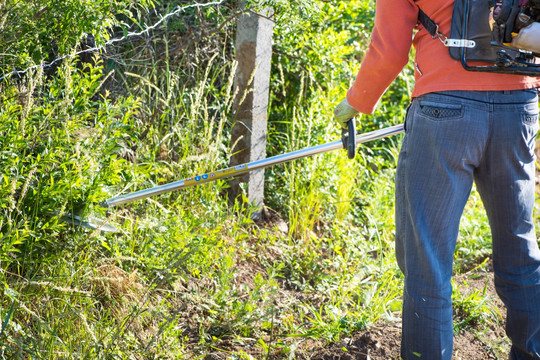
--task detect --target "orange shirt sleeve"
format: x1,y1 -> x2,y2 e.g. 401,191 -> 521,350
347,0 -> 419,114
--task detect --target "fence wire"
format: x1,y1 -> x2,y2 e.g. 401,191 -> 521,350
0,0 -> 227,82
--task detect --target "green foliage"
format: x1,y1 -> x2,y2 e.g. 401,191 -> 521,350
0,0 -> 154,74
452,274 -> 502,331
0,60 -> 140,270
271,0 -> 375,87
0,63 -> 145,357
247,0 -> 322,26
455,188 -> 492,272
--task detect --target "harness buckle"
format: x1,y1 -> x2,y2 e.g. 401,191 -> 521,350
431,24 -> 451,45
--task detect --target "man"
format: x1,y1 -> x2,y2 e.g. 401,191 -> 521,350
334,0 -> 540,359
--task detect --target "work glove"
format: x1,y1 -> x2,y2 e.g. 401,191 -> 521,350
333,98 -> 360,129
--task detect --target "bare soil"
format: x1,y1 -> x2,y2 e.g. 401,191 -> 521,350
296,265 -> 508,360
202,261 -> 508,360
251,210 -> 511,360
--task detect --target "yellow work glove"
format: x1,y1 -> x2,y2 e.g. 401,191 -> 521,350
333,98 -> 360,129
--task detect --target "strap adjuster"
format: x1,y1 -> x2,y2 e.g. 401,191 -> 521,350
444,39 -> 476,48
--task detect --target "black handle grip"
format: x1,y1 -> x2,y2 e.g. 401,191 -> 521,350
341,119 -> 356,160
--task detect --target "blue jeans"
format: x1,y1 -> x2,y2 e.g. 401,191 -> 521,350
395,89 -> 540,360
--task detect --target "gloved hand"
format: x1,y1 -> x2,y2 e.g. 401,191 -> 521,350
333,98 -> 360,129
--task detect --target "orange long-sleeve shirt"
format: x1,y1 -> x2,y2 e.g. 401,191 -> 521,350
347,0 -> 540,114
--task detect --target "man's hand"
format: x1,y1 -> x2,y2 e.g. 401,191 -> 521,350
334,98 -> 360,129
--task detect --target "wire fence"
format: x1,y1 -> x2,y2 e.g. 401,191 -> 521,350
0,0 -> 227,82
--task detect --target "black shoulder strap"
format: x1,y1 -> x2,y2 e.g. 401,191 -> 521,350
417,8 -> 440,38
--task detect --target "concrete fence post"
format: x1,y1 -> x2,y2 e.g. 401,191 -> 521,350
229,5 -> 274,219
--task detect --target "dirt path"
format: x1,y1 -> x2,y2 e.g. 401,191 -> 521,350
293,262 -> 509,360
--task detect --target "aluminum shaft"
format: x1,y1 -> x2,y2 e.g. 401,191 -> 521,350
102,124 -> 404,208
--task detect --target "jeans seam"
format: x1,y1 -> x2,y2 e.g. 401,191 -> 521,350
479,102 -> 494,171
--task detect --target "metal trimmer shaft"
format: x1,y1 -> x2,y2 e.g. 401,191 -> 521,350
102,124 -> 404,208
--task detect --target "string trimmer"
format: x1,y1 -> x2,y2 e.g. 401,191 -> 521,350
70,122 -> 404,231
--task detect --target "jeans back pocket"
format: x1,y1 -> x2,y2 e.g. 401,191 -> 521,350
419,101 -> 463,120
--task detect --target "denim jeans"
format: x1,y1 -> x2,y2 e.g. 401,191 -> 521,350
395,89 -> 540,360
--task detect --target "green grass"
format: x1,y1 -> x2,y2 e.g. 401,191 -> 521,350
0,59 -> 406,358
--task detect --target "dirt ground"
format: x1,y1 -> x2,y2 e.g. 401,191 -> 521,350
246,213 -> 512,360
298,265 -> 508,360
199,246 -> 509,360
205,269 -> 507,360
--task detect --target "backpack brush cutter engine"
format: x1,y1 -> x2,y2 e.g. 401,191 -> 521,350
491,0 -> 540,67
420,0 -> 540,75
